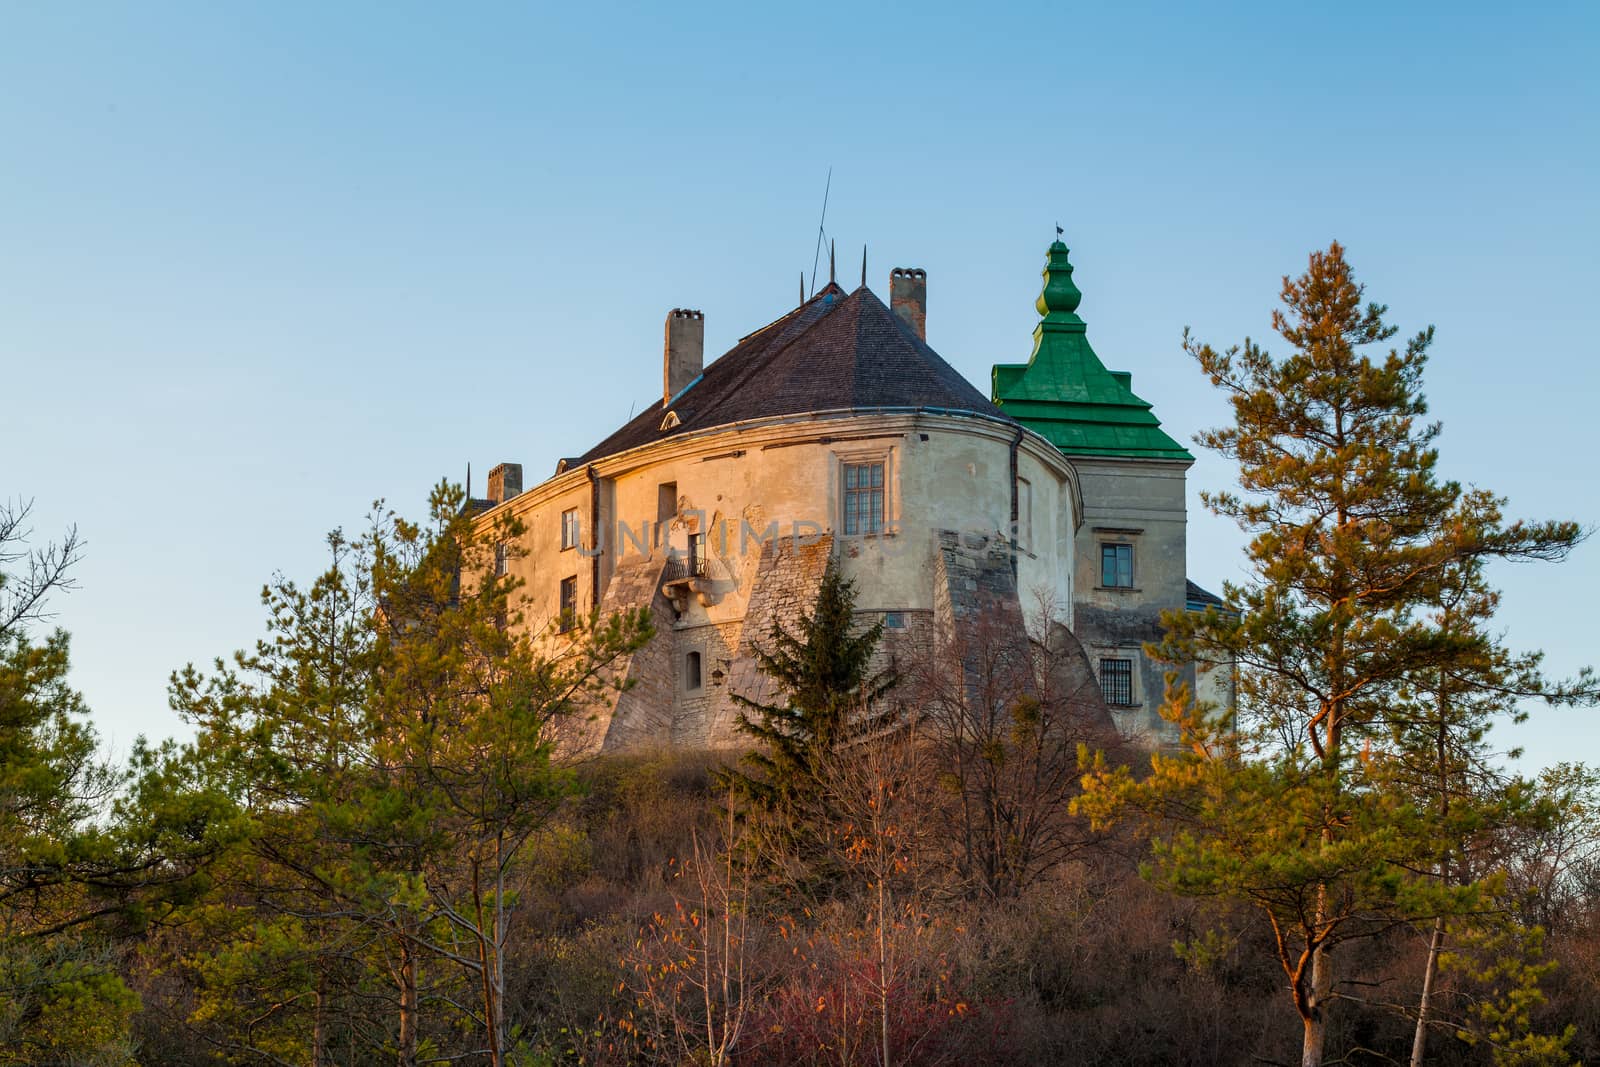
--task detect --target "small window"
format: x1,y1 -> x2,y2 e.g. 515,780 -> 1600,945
558,575 -> 577,632
1101,543 -> 1134,588
883,611 -> 906,630
843,461 -> 885,536
1099,657 -> 1134,706
561,508 -> 580,551
493,542 -> 509,577
685,651 -> 702,691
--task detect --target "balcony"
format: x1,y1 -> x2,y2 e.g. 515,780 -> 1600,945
660,554 -> 712,584
660,551 -> 721,611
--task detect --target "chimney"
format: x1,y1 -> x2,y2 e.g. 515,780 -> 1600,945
487,462 -> 522,504
890,268 -> 926,341
663,309 -> 704,407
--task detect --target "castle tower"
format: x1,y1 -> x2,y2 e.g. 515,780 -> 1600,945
991,239 -> 1199,743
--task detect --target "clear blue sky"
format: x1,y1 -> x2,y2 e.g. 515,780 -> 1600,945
3,2 -> 1596,770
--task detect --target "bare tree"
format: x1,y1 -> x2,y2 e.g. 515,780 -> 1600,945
0,498 -> 83,639
905,599 -> 1120,900
629,792 -> 763,1067
814,723 -> 938,1067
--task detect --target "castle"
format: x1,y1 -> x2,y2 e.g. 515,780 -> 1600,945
468,240 -> 1231,750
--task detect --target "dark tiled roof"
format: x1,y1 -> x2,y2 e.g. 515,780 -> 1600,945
1185,579 -> 1228,611
574,284 -> 1011,465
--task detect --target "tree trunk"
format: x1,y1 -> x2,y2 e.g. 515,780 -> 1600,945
1302,1011 -> 1326,1067
312,963 -> 327,1067
398,937 -> 418,1067
1412,673 -> 1450,1067
1301,928 -> 1333,1067
1410,916 -> 1445,1067
876,775 -> 892,1067
473,854 -> 503,1067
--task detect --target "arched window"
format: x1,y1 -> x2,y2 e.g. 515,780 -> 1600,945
685,651 -> 702,691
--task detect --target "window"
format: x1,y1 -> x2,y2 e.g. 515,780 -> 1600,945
1101,543 -> 1134,588
883,611 -> 906,630
687,531 -> 705,575
561,508 -> 580,551
843,461 -> 885,536
493,542 -> 509,577
655,483 -> 677,548
685,651 -> 702,691
558,575 -> 577,632
1099,657 -> 1134,706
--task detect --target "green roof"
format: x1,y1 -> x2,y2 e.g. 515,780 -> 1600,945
991,241 -> 1192,462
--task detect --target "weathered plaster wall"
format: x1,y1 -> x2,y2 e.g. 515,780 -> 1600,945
1069,456 -> 1191,743
476,411 -> 1083,752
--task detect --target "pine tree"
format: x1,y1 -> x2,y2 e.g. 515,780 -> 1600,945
173,484 -> 651,1066
1077,243 -> 1589,1067
1384,511 -> 1595,1065
1,499 -> 234,1064
723,556 -> 897,876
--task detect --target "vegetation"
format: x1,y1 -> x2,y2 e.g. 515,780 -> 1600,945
2,245 -> 1597,1065
1076,243 -> 1596,1067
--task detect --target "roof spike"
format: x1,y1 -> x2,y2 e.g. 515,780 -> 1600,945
829,239 -> 836,285
860,244 -> 867,288
800,271 -> 805,307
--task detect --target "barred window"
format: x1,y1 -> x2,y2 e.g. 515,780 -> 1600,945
558,575 -> 577,633
1100,657 -> 1134,706
1101,543 -> 1134,588
843,461 -> 885,536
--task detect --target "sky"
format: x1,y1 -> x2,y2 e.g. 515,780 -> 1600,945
2,1 -> 1597,771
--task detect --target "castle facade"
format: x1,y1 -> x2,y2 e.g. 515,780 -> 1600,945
469,241 -> 1230,750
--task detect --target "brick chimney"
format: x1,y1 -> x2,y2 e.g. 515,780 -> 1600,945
487,462 -> 522,504
663,309 -> 704,408
890,268 -> 926,341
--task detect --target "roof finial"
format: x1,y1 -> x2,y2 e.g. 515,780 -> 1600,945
829,239 -> 836,285
860,244 -> 867,289
1037,238 -> 1083,320
800,271 -> 805,307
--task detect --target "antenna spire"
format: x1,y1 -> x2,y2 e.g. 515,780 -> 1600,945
800,271 -> 805,306
861,244 -> 867,288
829,239 -> 836,285
807,166 -> 832,298
466,461 -> 472,500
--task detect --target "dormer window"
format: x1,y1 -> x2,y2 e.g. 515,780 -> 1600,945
660,411 -> 681,430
